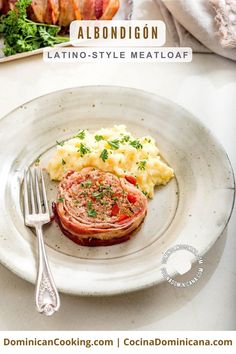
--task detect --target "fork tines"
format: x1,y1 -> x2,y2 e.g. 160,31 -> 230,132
24,168 -> 49,217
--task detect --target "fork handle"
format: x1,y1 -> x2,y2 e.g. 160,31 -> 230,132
35,226 -> 60,316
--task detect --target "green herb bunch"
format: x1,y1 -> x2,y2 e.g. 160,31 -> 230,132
0,0 -> 68,56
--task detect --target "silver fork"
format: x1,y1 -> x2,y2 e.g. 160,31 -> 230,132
23,168 -> 60,316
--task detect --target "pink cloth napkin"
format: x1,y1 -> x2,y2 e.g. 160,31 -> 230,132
210,0 -> 236,48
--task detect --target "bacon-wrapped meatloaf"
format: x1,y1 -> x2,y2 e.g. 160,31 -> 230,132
0,0 -> 120,26
53,168 -> 148,246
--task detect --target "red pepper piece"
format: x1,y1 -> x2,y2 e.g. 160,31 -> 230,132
111,203 -> 119,216
127,193 -> 137,204
118,214 -> 129,222
125,175 -> 137,185
113,193 -> 122,198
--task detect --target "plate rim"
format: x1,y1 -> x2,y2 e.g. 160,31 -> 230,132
0,85 -> 235,296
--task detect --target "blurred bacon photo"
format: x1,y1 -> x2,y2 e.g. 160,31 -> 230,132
0,0 -> 120,26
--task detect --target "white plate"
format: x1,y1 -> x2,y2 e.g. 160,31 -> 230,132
0,86 -> 234,295
0,0 -> 133,63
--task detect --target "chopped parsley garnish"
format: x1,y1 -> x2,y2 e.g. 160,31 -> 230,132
81,180 -> 92,188
137,160 -> 147,170
74,130 -> 86,139
112,197 -> 118,202
61,158 -> 66,165
95,135 -> 104,142
58,197 -> 64,203
98,184 -> 114,195
100,149 -> 108,162
87,201 -> 97,217
120,135 -> 130,143
87,209 -> 97,217
34,157 -> 40,166
79,143 -> 91,157
92,191 -> 104,200
103,185 -> 113,193
144,138 -> 151,143
142,190 -> 148,196
73,200 -> 81,205
108,139 -> 120,150
130,140 -> 143,150
56,140 -> 64,146
100,200 -> 109,206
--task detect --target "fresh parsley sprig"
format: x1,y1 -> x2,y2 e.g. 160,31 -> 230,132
0,0 -> 68,56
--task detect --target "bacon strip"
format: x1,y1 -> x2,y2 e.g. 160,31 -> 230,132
95,0 -> 103,19
80,0 -> 96,20
1,0 -> 119,25
71,0 -> 82,20
0,0 -> 11,13
100,0 -> 119,20
49,0 -> 60,24
31,0 -> 47,23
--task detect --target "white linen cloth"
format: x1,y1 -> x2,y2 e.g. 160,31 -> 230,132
154,0 -> 236,61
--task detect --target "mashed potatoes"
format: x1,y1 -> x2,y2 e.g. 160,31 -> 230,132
46,125 -> 174,198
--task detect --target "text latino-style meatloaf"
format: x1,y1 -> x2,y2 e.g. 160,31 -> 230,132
53,167 -> 148,246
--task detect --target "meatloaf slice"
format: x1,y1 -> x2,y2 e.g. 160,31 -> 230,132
53,167 -> 148,246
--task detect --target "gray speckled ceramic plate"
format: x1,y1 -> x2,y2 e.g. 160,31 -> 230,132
0,0 -> 133,63
0,86 -> 234,295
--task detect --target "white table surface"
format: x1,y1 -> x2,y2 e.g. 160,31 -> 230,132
0,1 -> 236,331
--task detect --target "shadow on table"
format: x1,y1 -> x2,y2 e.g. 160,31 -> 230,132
0,227 -> 228,331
